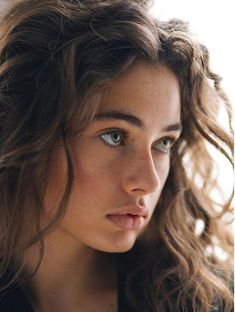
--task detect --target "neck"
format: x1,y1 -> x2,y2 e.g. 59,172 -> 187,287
20,228 -> 117,311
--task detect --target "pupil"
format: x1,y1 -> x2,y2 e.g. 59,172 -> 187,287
112,133 -> 120,142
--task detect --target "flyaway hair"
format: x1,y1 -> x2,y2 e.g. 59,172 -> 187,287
0,1 -> 233,311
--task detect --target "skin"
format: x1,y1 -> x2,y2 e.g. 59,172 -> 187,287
22,62 -> 181,312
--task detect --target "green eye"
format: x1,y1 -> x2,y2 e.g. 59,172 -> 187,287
153,137 -> 175,154
100,130 -> 125,147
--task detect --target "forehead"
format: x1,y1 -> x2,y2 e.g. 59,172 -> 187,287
97,62 -> 181,129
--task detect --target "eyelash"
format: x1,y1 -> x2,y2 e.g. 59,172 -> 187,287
99,129 -> 178,154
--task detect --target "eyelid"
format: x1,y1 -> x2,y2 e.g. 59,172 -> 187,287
98,128 -> 127,140
156,135 -> 178,144
98,127 -> 126,134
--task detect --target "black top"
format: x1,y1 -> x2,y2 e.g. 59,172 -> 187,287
0,272 -> 230,312
0,285 -> 32,312
0,271 -> 130,312
0,277 -> 135,312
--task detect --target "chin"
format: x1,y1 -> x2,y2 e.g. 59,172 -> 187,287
93,231 -> 138,253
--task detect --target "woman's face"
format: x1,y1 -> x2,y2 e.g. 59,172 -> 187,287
45,62 -> 181,253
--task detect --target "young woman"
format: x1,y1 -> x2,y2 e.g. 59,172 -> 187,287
0,0 -> 233,311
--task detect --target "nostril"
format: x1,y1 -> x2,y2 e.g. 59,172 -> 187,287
138,199 -> 145,207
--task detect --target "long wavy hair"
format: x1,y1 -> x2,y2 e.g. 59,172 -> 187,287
0,0 -> 233,311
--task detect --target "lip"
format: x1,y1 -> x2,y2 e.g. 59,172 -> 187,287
106,204 -> 148,230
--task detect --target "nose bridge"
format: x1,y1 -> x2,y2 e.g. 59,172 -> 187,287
123,147 -> 160,195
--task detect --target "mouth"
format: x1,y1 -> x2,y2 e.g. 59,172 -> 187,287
106,204 -> 148,230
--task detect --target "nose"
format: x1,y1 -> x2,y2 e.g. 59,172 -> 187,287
122,149 -> 161,196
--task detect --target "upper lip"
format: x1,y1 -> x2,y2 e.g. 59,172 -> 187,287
107,204 -> 148,218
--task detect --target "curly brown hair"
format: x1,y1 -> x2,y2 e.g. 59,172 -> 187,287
0,0 -> 233,311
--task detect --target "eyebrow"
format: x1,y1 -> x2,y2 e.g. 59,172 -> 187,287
94,110 -> 182,133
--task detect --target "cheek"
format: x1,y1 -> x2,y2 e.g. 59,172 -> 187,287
67,153 -> 115,211
72,143 -> 122,191
156,155 -> 170,184
150,157 -> 170,203
43,147 -> 68,218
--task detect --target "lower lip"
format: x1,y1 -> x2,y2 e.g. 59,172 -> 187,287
106,214 -> 145,230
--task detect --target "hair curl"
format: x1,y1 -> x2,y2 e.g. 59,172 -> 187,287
0,0 -> 233,311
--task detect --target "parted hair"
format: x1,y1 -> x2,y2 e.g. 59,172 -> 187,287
0,0 -> 233,311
